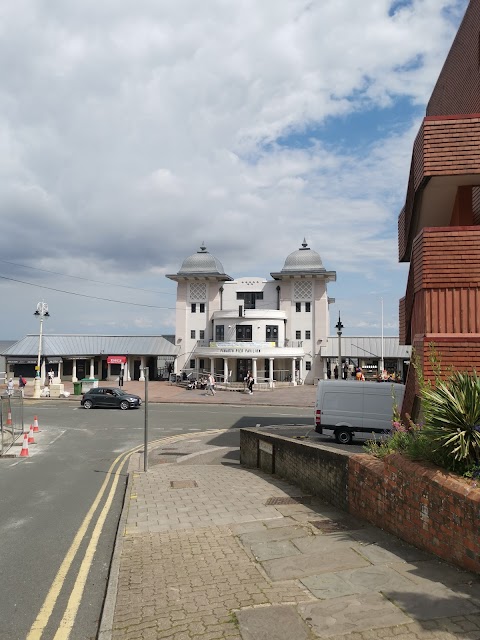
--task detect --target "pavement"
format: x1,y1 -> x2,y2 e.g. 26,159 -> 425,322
16,379 -> 318,408
98,428 -> 480,640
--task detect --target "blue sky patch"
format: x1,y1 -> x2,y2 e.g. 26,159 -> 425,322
274,96 -> 423,154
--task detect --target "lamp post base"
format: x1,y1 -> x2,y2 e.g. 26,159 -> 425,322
33,377 -> 42,399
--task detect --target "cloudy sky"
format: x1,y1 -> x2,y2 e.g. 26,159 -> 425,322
0,0 -> 469,339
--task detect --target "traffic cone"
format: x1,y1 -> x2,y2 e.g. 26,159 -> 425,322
19,432 -> 29,457
28,424 -> 35,445
7,409 -> 12,427
33,416 -> 40,432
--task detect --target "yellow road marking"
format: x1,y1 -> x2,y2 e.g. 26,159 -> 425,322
27,428 -> 225,639
53,458 -> 127,639
26,451 -> 129,640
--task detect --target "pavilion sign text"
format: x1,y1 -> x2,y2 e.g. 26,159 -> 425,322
217,347 -> 262,354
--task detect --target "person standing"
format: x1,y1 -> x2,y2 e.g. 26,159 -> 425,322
207,373 -> 216,396
247,372 -> 254,395
7,378 -> 14,396
48,369 -> 55,385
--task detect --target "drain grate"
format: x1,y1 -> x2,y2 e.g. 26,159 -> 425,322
310,520 -> 349,533
170,480 -> 198,489
265,496 -> 312,506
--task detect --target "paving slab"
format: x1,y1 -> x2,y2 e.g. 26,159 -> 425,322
236,604 -> 311,640
261,548 -> 371,581
263,516 -> 298,529
383,583 -> 480,620
249,539 -> 303,561
292,534 -> 356,555
301,564 -> 417,599
299,592 -> 411,637
389,560 -> 480,589
239,525 -> 312,546
352,540 -> 432,564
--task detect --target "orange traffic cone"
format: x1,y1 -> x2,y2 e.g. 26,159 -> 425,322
7,409 -> 12,427
33,416 -> 40,432
19,432 -> 29,457
28,424 -> 35,445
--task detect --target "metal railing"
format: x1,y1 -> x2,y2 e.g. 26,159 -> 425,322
1,391 -> 24,455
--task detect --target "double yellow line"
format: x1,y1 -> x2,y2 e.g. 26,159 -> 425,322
27,429 -> 224,640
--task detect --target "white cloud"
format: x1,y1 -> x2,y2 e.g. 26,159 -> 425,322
0,0 -> 468,337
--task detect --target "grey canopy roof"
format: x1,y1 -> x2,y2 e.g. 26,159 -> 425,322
322,337 -> 411,359
1,335 -> 180,357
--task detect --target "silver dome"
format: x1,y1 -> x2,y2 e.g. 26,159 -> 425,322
281,240 -> 324,272
178,244 -> 226,275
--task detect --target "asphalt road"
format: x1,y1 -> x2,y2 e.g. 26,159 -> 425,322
1,400 -> 340,640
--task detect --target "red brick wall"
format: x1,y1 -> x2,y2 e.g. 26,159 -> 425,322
348,453 -> 480,574
423,118 -> 480,177
427,2 -> 480,116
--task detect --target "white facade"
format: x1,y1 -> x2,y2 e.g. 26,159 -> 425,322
166,241 -> 336,385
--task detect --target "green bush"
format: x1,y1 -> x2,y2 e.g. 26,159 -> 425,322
365,352 -> 480,477
421,370 -> 480,467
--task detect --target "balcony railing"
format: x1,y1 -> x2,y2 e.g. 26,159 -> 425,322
195,340 -> 303,349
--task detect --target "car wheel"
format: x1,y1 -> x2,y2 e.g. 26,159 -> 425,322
120,400 -> 129,410
83,399 -> 93,410
335,429 -> 352,445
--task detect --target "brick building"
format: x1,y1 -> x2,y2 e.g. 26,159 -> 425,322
399,0 -> 480,417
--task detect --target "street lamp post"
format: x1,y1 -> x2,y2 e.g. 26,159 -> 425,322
380,297 -> 385,375
33,302 -> 50,399
335,312 -> 344,381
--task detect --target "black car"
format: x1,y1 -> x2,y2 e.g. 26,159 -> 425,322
81,387 -> 142,410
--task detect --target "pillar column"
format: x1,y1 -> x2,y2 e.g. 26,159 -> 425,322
139,357 -> 146,381
291,358 -> 296,386
107,362 -> 111,381
41,360 -> 46,385
72,359 -> 77,382
223,358 -> 229,384
125,358 -> 131,382
269,358 -> 274,388
299,358 -> 304,384
89,358 -> 95,380
210,358 -> 215,376
252,358 -> 257,383
58,361 -> 62,383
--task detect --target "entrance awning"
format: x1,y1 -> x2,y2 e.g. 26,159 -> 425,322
107,356 -> 127,364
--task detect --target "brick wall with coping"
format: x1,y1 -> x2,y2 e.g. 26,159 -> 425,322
240,428 -> 480,574
240,429 -> 351,511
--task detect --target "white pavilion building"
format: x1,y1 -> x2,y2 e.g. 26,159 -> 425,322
166,241 -> 336,385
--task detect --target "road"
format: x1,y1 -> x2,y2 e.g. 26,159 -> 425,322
1,400 -> 344,640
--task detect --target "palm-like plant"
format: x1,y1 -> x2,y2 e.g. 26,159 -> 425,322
421,371 -> 480,465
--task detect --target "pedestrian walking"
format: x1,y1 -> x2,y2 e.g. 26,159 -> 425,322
6,378 -> 14,396
247,372 -> 255,395
18,375 -> 27,397
206,373 -> 216,396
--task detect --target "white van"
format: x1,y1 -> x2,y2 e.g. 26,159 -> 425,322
314,380 -> 405,444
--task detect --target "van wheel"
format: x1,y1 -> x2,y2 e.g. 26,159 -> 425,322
335,429 -> 353,445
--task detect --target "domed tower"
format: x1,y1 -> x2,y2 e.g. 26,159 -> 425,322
270,239 -> 336,383
166,245 -> 232,372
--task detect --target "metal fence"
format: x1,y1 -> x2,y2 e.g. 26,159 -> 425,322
1,391 -> 24,455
